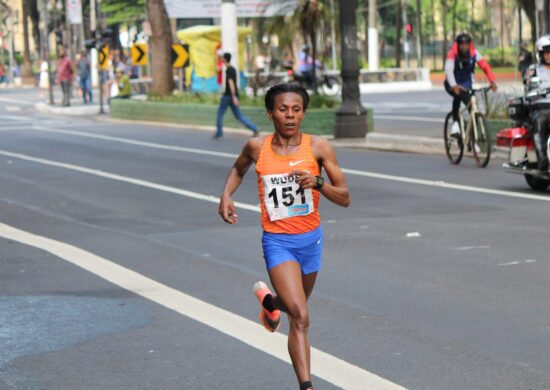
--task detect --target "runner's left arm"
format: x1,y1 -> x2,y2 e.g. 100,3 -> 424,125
475,50 -> 497,91
219,140 -> 256,224
292,139 -> 350,207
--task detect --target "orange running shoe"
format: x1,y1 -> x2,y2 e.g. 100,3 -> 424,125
253,281 -> 281,332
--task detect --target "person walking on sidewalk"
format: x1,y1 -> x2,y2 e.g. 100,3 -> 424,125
56,50 -> 74,107
218,83 -> 350,390
78,51 -> 93,104
213,52 -> 259,140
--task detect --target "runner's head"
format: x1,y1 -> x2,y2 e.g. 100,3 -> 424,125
456,33 -> 472,57
265,83 -> 310,137
536,35 -> 550,65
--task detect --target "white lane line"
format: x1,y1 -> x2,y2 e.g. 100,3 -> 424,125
0,149 -> 260,213
341,168 -> 550,202
453,245 -> 492,251
498,259 -> 537,267
7,126 -> 550,203
29,125 -> 238,159
0,96 -> 36,106
0,222 -> 405,390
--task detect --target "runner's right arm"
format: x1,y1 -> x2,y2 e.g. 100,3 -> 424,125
219,139 -> 259,224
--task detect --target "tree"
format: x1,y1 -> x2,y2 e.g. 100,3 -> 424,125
516,0 -> 536,44
146,0 -> 174,95
334,0 -> 368,138
101,0 -> 145,25
299,0 -> 324,93
20,0 -> 33,84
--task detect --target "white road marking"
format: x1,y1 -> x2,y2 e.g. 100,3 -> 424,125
406,232 -> 421,238
453,245 -> 492,251
6,126 -> 550,203
499,261 -> 520,266
30,125 -> 238,158
0,96 -> 36,106
0,149 -> 260,213
0,222 -> 405,390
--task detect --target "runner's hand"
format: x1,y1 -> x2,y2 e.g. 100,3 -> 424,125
232,96 -> 240,107
490,82 -> 498,92
290,170 -> 316,189
219,195 -> 239,224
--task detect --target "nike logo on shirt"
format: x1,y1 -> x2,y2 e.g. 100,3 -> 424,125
289,160 -> 304,167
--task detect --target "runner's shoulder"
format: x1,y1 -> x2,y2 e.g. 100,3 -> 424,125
311,135 -> 333,158
243,134 -> 269,159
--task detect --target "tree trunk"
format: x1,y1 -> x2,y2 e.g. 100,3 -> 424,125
451,0 -> 457,39
442,0 -> 448,67
29,0 -> 41,55
362,0 -> 369,64
146,0 -> 174,95
21,0 -> 34,85
334,0 -> 368,138
396,0 -> 402,67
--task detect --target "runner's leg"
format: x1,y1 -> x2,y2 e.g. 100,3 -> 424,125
268,261 -> 312,385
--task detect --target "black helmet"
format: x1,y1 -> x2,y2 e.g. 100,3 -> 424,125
456,33 -> 472,45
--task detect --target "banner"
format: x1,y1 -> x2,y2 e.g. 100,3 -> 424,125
165,0 -> 298,18
66,0 -> 83,24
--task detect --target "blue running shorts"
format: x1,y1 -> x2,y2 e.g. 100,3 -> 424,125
262,226 -> 323,275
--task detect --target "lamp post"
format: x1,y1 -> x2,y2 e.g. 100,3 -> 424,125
334,0 -> 368,138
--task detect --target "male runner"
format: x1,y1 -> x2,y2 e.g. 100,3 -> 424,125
218,83 -> 350,390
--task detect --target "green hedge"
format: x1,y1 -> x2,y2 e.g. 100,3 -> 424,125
111,99 -> 373,136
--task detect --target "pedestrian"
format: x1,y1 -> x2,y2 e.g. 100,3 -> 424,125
518,42 -> 534,80
78,51 -> 93,104
218,83 -> 350,390
213,52 -> 259,140
0,63 -> 6,85
108,65 -> 131,105
56,50 -> 74,107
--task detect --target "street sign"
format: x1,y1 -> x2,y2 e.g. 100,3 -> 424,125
171,43 -> 190,68
99,45 -> 109,70
131,44 -> 147,66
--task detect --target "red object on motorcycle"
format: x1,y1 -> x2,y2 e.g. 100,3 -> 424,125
496,127 -> 529,147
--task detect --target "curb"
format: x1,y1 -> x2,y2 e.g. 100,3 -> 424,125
332,133 -> 445,155
35,102 -> 108,116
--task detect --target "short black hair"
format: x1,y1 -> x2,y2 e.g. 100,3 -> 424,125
265,83 -> 310,112
223,52 -> 231,62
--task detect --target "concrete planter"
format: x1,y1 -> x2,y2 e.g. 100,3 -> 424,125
111,99 -> 373,136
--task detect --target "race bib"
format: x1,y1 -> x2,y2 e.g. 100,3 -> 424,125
262,173 -> 314,221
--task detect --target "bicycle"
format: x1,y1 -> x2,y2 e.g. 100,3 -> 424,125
444,86 -> 492,168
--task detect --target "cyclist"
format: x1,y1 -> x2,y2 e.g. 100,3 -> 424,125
525,35 -> 550,171
444,33 -> 497,137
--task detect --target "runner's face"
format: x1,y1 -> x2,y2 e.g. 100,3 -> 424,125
544,51 -> 550,64
458,42 -> 470,56
268,92 -> 305,137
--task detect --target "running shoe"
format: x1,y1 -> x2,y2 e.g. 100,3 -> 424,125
451,121 -> 461,137
253,281 -> 281,332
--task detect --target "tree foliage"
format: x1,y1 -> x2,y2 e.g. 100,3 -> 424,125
101,0 -> 145,25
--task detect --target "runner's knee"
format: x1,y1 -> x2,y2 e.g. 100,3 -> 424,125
288,304 -> 309,330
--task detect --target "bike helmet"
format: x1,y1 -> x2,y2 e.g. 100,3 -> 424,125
456,33 -> 472,45
536,35 -> 550,64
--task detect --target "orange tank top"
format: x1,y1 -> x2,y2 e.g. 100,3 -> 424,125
256,133 -> 321,234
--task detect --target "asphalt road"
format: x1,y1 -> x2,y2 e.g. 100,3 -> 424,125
1,92 -> 550,389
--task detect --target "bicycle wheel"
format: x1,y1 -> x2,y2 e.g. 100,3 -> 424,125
472,113 -> 491,168
444,112 -> 464,164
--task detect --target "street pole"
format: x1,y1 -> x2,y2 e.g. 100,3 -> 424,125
221,0 -> 238,83
39,0 -> 54,104
368,0 -> 379,70
403,0 -> 409,68
334,0 -> 368,138
330,0 -> 337,70
416,0 -> 423,67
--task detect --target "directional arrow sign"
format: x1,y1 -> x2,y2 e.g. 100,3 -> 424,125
171,43 -> 189,68
99,45 -> 109,70
131,44 -> 147,66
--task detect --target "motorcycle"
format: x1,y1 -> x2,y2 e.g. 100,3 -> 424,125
496,77 -> 550,190
283,62 -> 341,96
